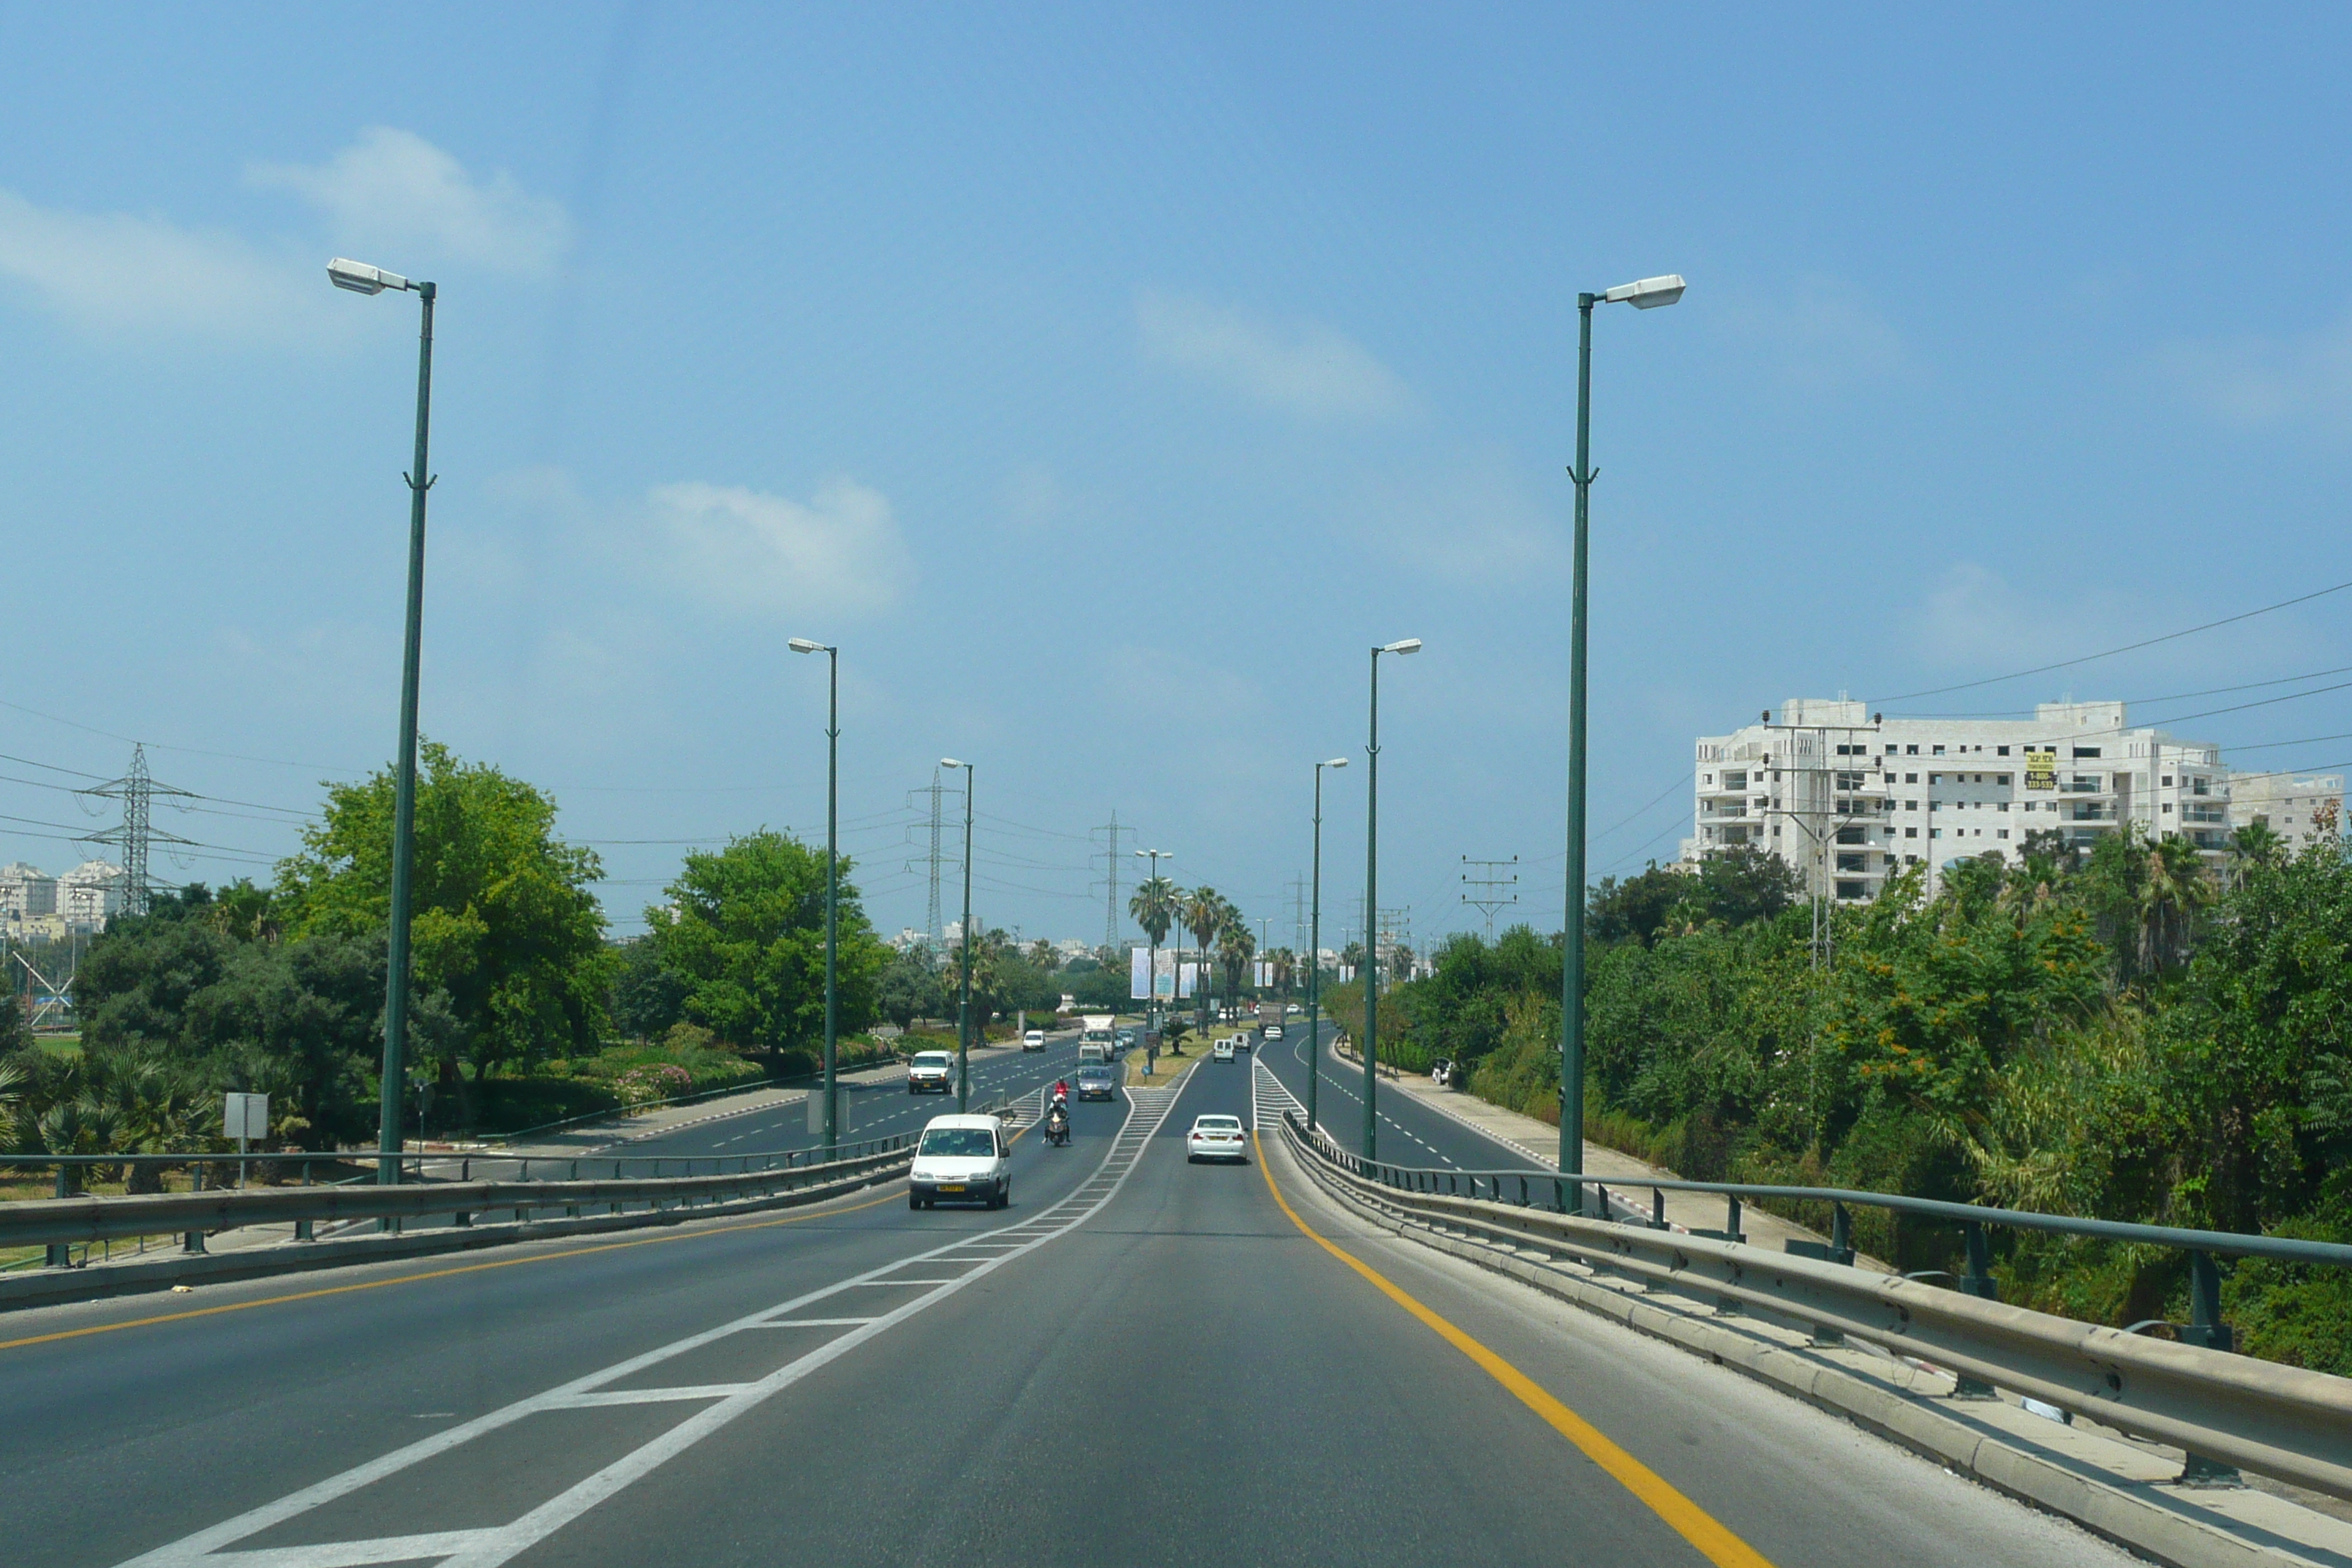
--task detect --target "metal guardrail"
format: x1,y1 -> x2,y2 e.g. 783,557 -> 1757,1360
0,1136 -> 916,1253
1281,1111 -> 2352,1503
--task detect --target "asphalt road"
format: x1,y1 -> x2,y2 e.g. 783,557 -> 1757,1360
1256,1017 -> 1542,1174
1,1049 -> 2130,1568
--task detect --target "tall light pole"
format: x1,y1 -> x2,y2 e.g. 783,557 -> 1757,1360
789,638 -> 839,1158
1561,273 -> 1684,1187
328,257 -> 436,1188
1308,757 -> 1346,1137
1135,848 -> 1172,1033
1362,638 -> 1421,1158
941,758 -> 974,1111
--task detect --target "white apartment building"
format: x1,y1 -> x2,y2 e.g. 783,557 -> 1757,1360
2228,771 -> 2344,855
1686,699 -> 2228,903
0,862 -> 59,920
56,859 -> 124,927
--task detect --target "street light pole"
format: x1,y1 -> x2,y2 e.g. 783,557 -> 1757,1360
1362,639 -> 1421,1159
1559,274 -> 1684,1186
328,258 -> 436,1189
1135,848 -> 1171,1036
790,638 -> 839,1158
942,758 -> 974,1111
1308,757 -> 1346,1137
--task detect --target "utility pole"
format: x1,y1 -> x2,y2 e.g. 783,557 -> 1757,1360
1460,855 -> 1520,939
1090,813 -> 1131,952
1761,712 -> 1883,969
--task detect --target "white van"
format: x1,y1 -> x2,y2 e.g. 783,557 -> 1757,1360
1078,1041 -> 1113,1066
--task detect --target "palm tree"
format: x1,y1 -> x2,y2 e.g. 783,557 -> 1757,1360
2137,834 -> 2216,975
1340,939 -> 1366,972
1267,947 -> 1297,1000
2229,821 -> 2285,888
1182,886 -> 1224,1033
1128,878 -> 1177,948
1215,906 -> 1256,1011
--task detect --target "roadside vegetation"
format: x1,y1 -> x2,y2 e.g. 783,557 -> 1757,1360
1318,831 -> 2352,1373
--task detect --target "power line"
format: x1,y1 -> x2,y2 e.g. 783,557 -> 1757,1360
1879,576 -> 2352,703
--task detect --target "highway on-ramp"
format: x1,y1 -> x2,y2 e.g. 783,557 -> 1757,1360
0,1052 -> 2130,1567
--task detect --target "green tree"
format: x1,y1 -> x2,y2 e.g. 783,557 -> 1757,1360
646,829 -> 888,1067
276,742 -> 610,1083
878,944 -> 946,1030
1129,878 -> 1177,948
609,936 -> 690,1041
1181,886 -> 1224,1030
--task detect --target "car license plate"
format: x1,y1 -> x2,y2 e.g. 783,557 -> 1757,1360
939,1184 -> 965,1194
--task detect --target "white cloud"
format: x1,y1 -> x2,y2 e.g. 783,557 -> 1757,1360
647,477 -> 913,617
249,127 -> 569,274
1137,290 -> 1413,421
1720,276 -> 1905,390
1371,454 -> 1565,589
2152,309 -> 2352,431
1000,462 -> 1071,533
0,189 -> 324,339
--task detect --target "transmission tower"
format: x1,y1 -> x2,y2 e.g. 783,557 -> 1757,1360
80,745 -> 195,916
1460,854 -> 1520,938
1089,813 -> 1132,952
902,771 -> 952,949
1289,874 -> 1307,954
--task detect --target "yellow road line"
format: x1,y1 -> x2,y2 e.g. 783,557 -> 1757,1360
1253,1131 -> 1776,1568
0,1186 -> 906,1354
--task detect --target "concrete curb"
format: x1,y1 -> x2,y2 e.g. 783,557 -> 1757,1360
0,1162 -> 908,1313
1278,1133 -> 2338,1568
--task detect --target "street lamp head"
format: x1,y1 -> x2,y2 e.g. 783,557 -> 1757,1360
327,257 -> 412,295
1602,274 -> 1686,309
1379,638 -> 1423,655
940,758 -> 965,769
1322,757 -> 1349,769
787,638 -> 829,654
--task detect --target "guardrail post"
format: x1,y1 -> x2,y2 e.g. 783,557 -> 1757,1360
1651,1188 -> 1667,1230
1595,1184 -> 1609,1222
1725,1195 -> 1744,1243
2171,1249 -> 2244,1485
45,1165 -> 73,1269
181,1165 -> 208,1254
1831,1202 -> 1852,1262
1519,1175 -> 1529,1207
1944,1221 -> 2001,1398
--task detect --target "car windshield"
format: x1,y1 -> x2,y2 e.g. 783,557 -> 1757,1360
918,1128 -> 996,1158
1078,1068 -> 1111,1081
912,1053 -> 951,1068
1196,1117 -> 1242,1130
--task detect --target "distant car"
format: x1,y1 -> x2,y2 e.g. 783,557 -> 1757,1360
1235,1031 -> 1251,1052
1286,1003 -> 1301,1014
908,1115 -> 1011,1209
1115,1027 -> 1139,1049
1263,1023 -> 1284,1041
1186,1114 -> 1248,1163
1075,1063 -> 1117,1101
1022,1029 -> 1047,1052
1212,1039 -> 1235,1063
906,1049 -> 955,1095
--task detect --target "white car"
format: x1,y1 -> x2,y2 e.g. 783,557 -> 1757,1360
909,1115 -> 1011,1209
1186,1114 -> 1248,1163
905,1049 -> 955,1095
1263,1023 -> 1284,1041
1022,1029 -> 1046,1052
1212,1039 -> 1235,1062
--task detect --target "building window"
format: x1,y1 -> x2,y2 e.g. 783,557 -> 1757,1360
1905,745 -> 1918,755
1930,828 -> 1941,838
1905,826 -> 1918,838
1998,829 -> 2010,840
1837,853 -> 1867,872
1997,774 -> 2010,785
1905,799 -> 1918,810
1933,745 -> 1945,755
2193,777 -> 2210,795
1930,801 -> 1940,810
1836,826 -> 1863,845
1836,881 -> 1866,900
2073,747 -> 2101,758
1997,746 -> 2010,756
1883,745 -> 1896,754
2162,803 -> 2172,813
2162,776 -> 2173,787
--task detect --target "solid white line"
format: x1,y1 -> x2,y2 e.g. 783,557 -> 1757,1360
204,1531 -> 490,1568
753,1318 -> 875,1327
117,1084 -> 1185,1568
548,1385 -> 749,1408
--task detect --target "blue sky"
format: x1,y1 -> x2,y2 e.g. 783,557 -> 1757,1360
4,4 -> 2351,946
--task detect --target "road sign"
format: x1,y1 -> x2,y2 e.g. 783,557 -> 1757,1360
224,1092 -> 268,1142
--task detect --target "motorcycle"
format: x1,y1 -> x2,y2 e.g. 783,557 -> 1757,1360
1044,1104 -> 1071,1147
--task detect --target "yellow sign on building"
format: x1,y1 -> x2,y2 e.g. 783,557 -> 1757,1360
2024,750 -> 2057,791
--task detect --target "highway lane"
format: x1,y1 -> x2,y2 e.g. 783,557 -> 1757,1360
1,1051 -> 2132,1567
0,1078 -> 1142,1568
1257,1017 -> 1543,1175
